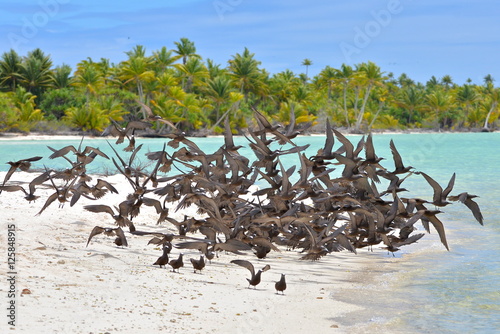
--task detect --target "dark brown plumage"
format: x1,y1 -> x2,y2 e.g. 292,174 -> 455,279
420,172 -> 456,207
190,255 -> 205,273
86,226 -> 128,247
275,274 -> 287,294
230,259 -> 271,289
448,192 -> 483,225
153,245 -> 170,268
1,156 -> 43,193
169,253 -> 184,273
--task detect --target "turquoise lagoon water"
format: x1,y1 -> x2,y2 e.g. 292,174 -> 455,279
0,132 -> 499,332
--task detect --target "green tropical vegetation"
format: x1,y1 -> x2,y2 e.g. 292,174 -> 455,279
0,39 -> 498,135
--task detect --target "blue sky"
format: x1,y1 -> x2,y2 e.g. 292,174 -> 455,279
1,0 -> 499,85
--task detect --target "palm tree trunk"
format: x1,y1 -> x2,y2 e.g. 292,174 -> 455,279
355,84 -> 373,131
342,83 -> 350,127
483,101 -> 498,129
368,101 -> 385,130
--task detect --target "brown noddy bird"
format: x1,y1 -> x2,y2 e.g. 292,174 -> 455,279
86,226 -> 128,247
230,259 -> 271,289
448,192 -> 483,225
1,156 -> 43,193
169,253 -> 184,273
153,245 -> 170,268
275,274 -> 287,295
190,255 -> 205,273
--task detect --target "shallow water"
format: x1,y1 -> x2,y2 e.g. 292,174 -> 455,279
1,132 -> 499,332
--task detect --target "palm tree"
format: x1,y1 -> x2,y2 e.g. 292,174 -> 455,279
206,59 -> 226,78
173,38 -> 201,65
50,64 -> 72,89
455,84 -> 479,126
228,48 -> 263,100
441,75 -> 453,89
0,49 -> 22,91
396,73 -> 414,87
483,74 -> 494,86
301,58 -> 313,80
174,57 -> 209,93
72,63 -> 105,97
125,45 -> 147,59
118,56 -> 155,117
204,75 -> 233,124
152,46 -> 176,74
482,87 -> 499,130
269,70 -> 300,104
353,61 -> 386,131
334,64 -> 354,126
426,76 -> 440,89
317,66 -> 337,100
425,89 -> 455,128
395,85 -> 425,124
18,48 -> 53,97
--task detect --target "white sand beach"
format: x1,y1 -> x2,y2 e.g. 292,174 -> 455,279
0,171 -> 409,334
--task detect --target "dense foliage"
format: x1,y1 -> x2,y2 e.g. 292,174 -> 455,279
0,39 -> 498,134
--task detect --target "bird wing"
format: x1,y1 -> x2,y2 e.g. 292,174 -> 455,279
114,227 -> 128,247
36,192 -> 58,215
420,172 -> 443,203
364,133 -> 376,161
230,259 -> 255,276
442,173 -> 456,198
48,145 -> 76,159
0,185 -> 27,194
2,165 -> 18,187
84,204 -> 115,216
425,212 -> 449,251
86,226 -> 105,246
142,197 -> 162,214
250,236 -> 281,252
389,139 -> 404,170
23,156 -> 43,162
95,179 -> 118,194
333,129 -> 354,159
464,197 -> 484,225
261,264 -> 271,272
83,146 -> 109,159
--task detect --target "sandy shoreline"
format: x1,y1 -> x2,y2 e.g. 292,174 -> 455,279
0,171 -> 410,334
0,127 -> 495,142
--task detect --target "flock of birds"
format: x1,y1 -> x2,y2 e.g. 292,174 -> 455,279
0,109 -> 484,293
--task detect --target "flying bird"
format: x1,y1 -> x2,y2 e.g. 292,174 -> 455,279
86,226 -> 128,247
448,192 -> 483,225
230,259 -> 271,289
1,156 -> 43,193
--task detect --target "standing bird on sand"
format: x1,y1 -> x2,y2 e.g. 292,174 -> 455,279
230,259 -> 271,289
190,255 -> 205,274
169,253 -> 184,273
275,274 -> 287,295
153,245 -> 170,268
